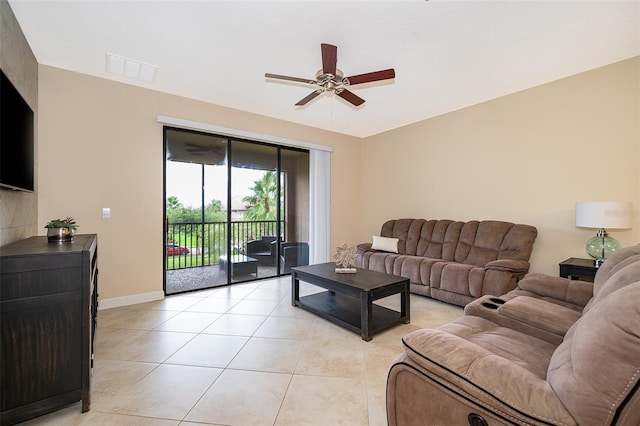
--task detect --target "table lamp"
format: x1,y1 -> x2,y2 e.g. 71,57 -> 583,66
575,201 -> 633,267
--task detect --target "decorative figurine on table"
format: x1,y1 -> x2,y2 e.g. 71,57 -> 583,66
333,243 -> 357,273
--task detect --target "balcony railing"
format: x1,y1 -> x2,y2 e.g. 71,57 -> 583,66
166,220 -> 281,270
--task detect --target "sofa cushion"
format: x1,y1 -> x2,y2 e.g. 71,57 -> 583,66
547,282 -> 640,425
363,251 -> 400,274
454,220 -> 537,267
381,219 -> 463,261
592,243 -> 640,292
584,251 -> 640,313
414,220 -> 463,261
380,218 -> 412,255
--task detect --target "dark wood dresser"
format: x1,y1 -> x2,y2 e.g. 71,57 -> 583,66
0,234 -> 98,425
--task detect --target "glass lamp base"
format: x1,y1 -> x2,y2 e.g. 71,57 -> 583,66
585,234 -> 621,266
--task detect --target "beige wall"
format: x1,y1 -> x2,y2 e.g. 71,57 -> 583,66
35,56 -> 640,302
37,66 -> 361,302
360,57 -> 640,276
0,0 -> 38,245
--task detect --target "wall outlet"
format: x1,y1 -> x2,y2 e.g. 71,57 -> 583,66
102,208 -> 111,219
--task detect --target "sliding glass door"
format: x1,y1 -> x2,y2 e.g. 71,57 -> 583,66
164,127 -> 309,295
164,129 -> 229,294
230,141 -> 279,282
279,147 -> 310,273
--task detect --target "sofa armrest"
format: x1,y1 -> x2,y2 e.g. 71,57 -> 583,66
517,272 -> 593,308
356,242 -> 373,253
400,329 -> 575,424
485,259 -> 530,274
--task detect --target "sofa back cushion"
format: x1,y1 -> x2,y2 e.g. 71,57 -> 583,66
380,219 -> 463,261
591,243 -> 640,301
380,219 -> 537,266
583,250 -> 640,314
454,221 -> 538,267
547,281 -> 640,425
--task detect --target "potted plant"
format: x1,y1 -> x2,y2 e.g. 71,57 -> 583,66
44,217 -> 78,242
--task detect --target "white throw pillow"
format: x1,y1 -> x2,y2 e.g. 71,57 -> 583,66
372,236 -> 399,253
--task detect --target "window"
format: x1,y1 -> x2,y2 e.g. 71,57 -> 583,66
164,127 -> 311,294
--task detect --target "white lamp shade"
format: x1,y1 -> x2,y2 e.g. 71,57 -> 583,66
575,201 -> 633,229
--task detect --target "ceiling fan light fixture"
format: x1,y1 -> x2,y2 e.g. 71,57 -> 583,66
265,43 -> 395,107
314,69 -> 345,92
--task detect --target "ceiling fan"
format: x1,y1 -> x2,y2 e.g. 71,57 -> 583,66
265,43 -> 395,107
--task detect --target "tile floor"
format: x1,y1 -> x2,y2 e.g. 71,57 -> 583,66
21,276 -> 463,426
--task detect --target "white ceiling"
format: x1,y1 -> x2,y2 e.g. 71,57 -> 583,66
8,0 -> 640,138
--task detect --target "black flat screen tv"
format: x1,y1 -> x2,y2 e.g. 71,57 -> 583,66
1,69 -> 35,192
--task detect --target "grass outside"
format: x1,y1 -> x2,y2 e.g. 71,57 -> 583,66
166,252 -> 219,269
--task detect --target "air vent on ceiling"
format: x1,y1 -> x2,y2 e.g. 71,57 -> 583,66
106,53 -> 158,82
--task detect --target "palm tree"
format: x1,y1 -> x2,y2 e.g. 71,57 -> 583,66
205,199 -> 225,222
166,195 -> 182,210
242,171 -> 279,220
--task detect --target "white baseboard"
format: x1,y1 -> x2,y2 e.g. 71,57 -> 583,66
98,291 -> 165,310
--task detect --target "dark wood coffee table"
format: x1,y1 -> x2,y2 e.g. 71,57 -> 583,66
291,263 -> 410,341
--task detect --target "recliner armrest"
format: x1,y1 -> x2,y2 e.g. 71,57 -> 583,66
517,272 -> 593,308
498,296 -> 581,336
485,259 -> 530,274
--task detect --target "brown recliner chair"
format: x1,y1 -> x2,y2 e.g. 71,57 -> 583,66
387,245 -> 640,425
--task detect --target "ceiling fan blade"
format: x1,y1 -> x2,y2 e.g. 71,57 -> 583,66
344,68 -> 395,85
336,89 -> 365,106
321,43 -> 337,75
295,90 -> 322,106
265,73 -> 315,84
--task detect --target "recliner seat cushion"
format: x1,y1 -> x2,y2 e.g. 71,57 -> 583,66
399,316 -> 575,425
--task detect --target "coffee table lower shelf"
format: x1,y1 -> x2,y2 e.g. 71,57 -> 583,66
297,291 -> 406,339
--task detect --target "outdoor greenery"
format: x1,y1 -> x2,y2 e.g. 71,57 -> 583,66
165,170 -> 281,270
242,171 -> 282,220
166,196 -> 226,224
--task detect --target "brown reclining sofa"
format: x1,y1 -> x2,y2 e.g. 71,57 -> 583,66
387,243 -> 640,425
356,219 -> 538,306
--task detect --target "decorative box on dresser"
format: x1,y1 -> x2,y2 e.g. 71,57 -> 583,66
0,234 -> 98,425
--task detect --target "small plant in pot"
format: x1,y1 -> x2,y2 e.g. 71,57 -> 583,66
45,217 -> 78,242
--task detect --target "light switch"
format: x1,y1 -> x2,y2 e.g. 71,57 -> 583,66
102,208 -> 111,219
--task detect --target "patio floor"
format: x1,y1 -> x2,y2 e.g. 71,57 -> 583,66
166,264 -> 279,294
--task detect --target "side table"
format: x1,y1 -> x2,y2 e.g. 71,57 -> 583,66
559,257 -> 597,282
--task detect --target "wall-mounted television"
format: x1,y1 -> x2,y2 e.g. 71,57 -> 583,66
1,69 -> 35,192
